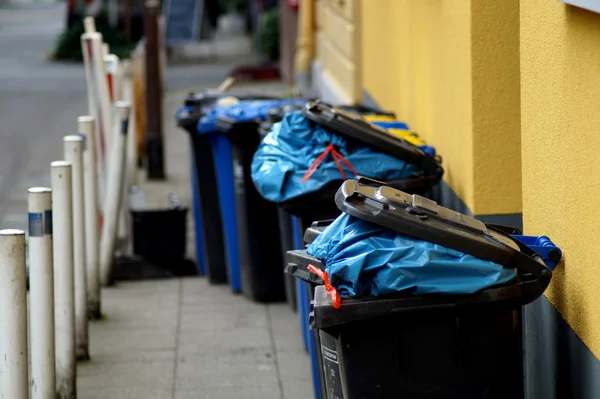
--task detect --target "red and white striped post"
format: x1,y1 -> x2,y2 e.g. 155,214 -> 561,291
81,17 -> 110,214
28,187 -> 55,399
100,101 -> 131,285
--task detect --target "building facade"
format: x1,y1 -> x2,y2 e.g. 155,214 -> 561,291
311,0 -> 600,397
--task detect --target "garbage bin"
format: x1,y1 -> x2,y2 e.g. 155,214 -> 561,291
215,99 -> 307,302
257,103 -> 307,310
176,91 -> 278,284
278,101 -> 444,233
301,177 -> 557,399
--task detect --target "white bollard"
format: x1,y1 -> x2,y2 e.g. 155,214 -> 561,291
78,116 -> 101,319
51,161 -> 76,399
0,229 -> 28,399
28,188 -> 55,399
64,136 -> 89,361
81,19 -> 111,213
100,101 -> 131,286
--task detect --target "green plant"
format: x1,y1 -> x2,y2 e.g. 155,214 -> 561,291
257,7 -> 280,61
51,14 -> 137,62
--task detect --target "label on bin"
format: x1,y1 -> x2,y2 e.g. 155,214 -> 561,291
320,332 -> 344,399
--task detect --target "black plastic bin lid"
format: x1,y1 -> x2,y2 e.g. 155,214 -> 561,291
302,101 -> 443,185
183,91 -> 279,111
337,104 -> 396,118
305,176 -> 553,329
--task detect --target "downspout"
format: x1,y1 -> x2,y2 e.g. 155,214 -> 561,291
294,0 -> 315,93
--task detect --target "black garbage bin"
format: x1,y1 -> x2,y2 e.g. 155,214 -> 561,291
215,99 -> 306,302
280,101 -> 444,234
301,177 -> 554,399
176,91 -> 278,284
256,103 -> 307,310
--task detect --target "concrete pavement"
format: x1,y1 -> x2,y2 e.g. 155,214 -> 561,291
77,87 -> 312,399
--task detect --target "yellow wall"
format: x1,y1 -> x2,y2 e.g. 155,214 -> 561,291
521,0 -> 600,358
315,0 -> 361,103
360,0 -> 521,216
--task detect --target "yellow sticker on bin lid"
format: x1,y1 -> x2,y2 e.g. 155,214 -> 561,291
363,114 -> 397,123
387,128 -> 427,147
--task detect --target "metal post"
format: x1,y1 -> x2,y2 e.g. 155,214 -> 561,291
0,229 -> 28,399
64,136 -> 89,361
51,161 -> 76,399
144,0 -> 165,180
100,102 -> 131,286
79,116 -> 101,319
28,188 -> 55,399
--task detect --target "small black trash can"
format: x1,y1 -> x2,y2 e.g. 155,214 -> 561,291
131,207 -> 195,276
176,91 -> 278,284
303,177 -> 554,399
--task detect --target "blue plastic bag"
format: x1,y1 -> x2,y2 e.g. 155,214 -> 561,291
306,213 -> 516,298
197,99 -> 307,134
251,111 -> 422,203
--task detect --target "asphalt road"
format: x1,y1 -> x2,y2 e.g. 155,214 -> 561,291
0,2 -> 87,231
0,1 -> 237,231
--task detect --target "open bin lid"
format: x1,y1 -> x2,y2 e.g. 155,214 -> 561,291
337,104 -> 396,118
309,176 -> 553,316
302,101 -> 443,184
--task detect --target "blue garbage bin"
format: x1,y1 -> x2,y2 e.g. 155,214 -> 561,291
197,98 -> 307,298
176,92 -> 278,285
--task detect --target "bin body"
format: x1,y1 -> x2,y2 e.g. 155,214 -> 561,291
176,111 -> 228,284
189,134 -> 229,284
277,209 -> 298,310
189,153 -> 207,275
207,134 -> 242,292
228,124 -> 285,302
317,306 -> 523,399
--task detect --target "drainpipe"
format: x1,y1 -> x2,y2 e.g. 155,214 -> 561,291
294,0 -> 314,93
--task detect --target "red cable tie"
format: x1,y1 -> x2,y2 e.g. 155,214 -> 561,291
307,264 -> 341,309
301,143 -> 357,184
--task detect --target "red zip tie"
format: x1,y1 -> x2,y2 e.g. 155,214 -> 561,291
307,264 -> 341,309
302,143 -> 358,183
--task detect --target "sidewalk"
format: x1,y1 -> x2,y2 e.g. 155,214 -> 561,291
77,87 -> 313,399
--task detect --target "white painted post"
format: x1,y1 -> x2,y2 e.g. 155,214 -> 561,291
78,116 -> 101,319
0,229 -> 28,399
51,161 -> 76,399
64,136 -> 89,361
100,101 -> 131,286
81,17 -> 111,213
105,53 -> 129,253
28,188 -> 55,399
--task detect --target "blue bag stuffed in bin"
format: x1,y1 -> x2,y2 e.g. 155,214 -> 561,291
306,213 -> 516,298
251,111 -> 422,203
197,99 -> 306,134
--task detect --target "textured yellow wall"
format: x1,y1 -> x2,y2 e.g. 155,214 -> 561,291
521,0 -> 600,357
360,0 -> 521,215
